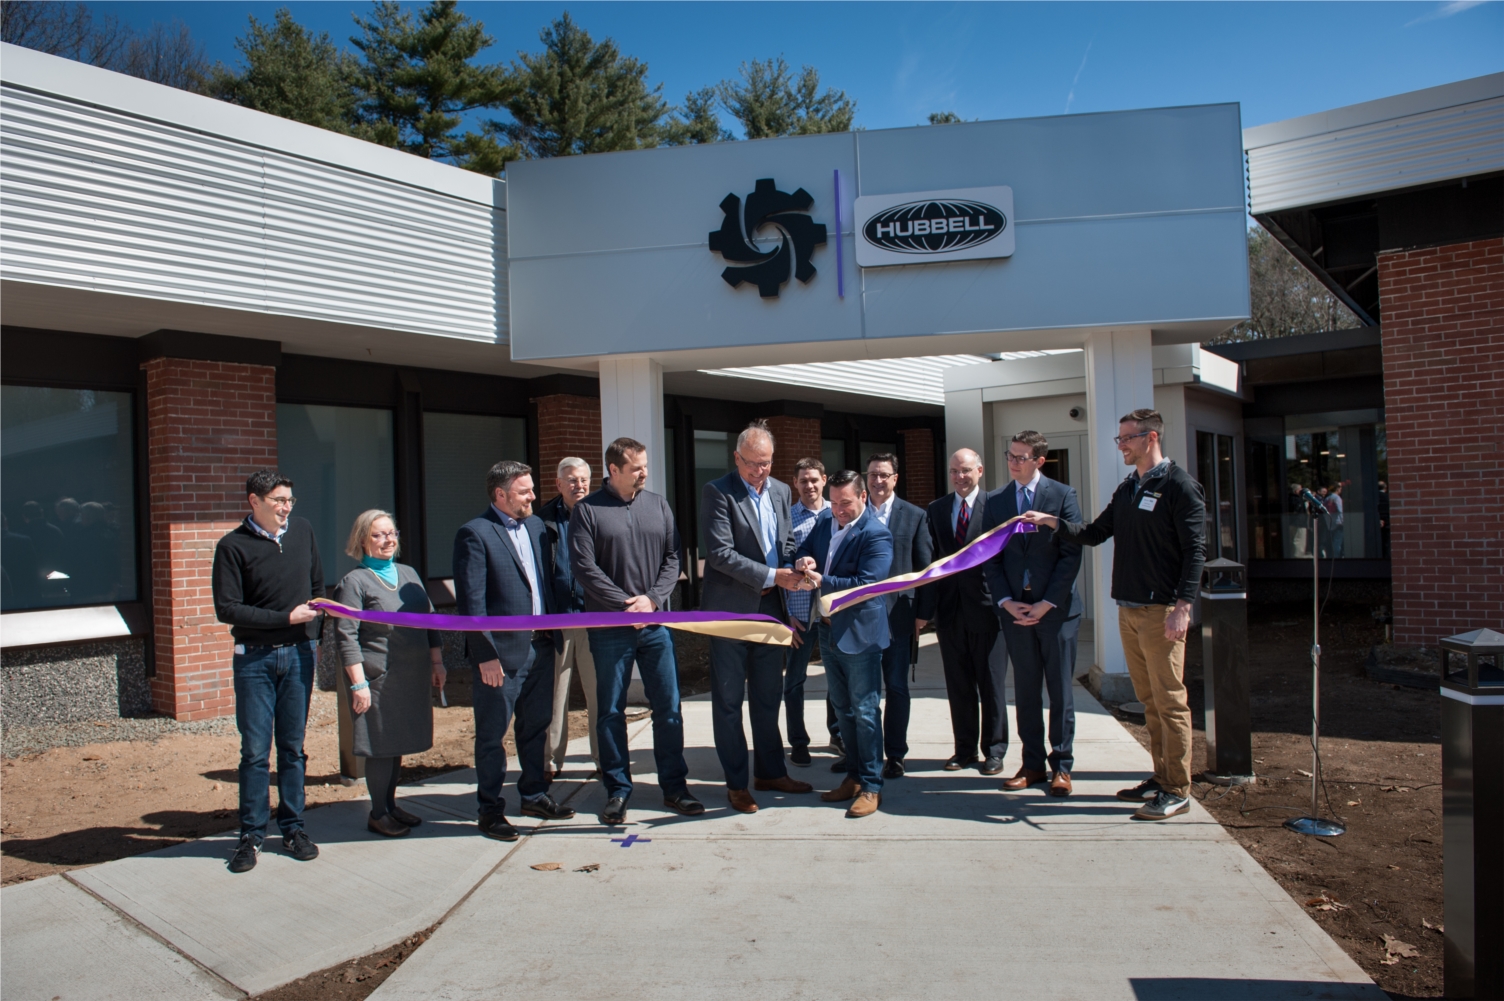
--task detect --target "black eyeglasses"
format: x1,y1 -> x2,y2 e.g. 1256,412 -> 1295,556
1005,453 -> 1039,464
1113,431 -> 1152,445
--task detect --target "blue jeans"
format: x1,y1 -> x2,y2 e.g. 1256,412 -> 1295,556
709,635 -> 788,790
822,625 -> 885,794
590,625 -> 688,802
783,619 -> 817,749
233,641 -> 316,842
472,639 -> 553,818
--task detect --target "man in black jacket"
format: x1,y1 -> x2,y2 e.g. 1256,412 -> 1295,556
982,432 -> 1084,796
925,449 -> 1005,774
540,457 -> 596,779
211,469 -> 324,873
1019,408 -> 1205,821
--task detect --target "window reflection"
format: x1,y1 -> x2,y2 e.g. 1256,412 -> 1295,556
423,412 -> 525,578
1,386 -> 137,610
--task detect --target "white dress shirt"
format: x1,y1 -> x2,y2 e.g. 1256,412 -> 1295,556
1013,469 -> 1042,513
869,493 -> 896,527
827,508 -> 865,572
951,485 -> 982,535
493,505 -> 542,615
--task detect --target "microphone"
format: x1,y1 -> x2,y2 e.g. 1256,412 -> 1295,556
1300,488 -> 1328,515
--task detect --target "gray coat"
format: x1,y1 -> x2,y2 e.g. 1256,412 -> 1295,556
700,472 -> 795,614
333,563 -> 441,758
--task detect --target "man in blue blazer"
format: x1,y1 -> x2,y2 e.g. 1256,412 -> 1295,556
981,431 -> 1085,798
700,422 -> 813,812
795,470 -> 894,818
453,460 -> 577,841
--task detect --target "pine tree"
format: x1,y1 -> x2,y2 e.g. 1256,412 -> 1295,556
496,13 -> 671,158
206,10 -> 358,133
717,57 -> 855,139
352,0 -> 517,174
927,111 -> 962,125
663,86 -> 733,146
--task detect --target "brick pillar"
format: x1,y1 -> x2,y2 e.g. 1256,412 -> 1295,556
533,394 -> 602,502
899,427 -> 937,508
760,415 -> 822,486
1378,237 -> 1504,646
145,358 -> 278,720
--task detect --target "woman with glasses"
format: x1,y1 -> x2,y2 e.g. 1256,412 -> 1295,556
333,509 -> 447,836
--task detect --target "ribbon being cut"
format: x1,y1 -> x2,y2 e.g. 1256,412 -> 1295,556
311,517 -> 1034,646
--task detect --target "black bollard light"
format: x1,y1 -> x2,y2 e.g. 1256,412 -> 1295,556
1440,627 -> 1504,1001
1200,558 -> 1254,784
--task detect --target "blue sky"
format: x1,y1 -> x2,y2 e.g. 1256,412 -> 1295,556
109,1 -> 1502,133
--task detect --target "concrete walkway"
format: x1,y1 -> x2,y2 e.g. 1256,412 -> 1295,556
2,638 -> 1383,1000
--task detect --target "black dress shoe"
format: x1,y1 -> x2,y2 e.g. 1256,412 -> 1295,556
600,796 -> 628,825
882,758 -> 905,779
389,805 -> 423,828
663,792 -> 705,815
521,795 -> 576,821
979,757 -> 1006,776
944,755 -> 980,771
828,734 -> 845,755
478,813 -> 519,842
789,746 -> 812,767
829,756 -> 849,772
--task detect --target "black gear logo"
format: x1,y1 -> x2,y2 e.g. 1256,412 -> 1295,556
708,178 -> 827,298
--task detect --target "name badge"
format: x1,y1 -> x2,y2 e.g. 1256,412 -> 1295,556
1138,495 -> 1158,512
234,644 -> 245,654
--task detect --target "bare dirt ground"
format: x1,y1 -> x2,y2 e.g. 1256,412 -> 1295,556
1114,581 -> 1443,1000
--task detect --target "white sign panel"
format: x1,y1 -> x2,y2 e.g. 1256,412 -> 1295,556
853,185 -> 1014,268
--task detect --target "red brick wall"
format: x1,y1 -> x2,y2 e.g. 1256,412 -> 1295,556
533,394 -> 602,502
899,428 -> 937,508
760,415 -> 822,487
1378,237 -> 1504,646
143,358 -> 278,720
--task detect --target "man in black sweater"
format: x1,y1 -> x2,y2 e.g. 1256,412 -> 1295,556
1019,409 -> 1205,822
212,469 -> 325,872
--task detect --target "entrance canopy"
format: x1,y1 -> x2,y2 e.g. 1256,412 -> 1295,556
506,103 -> 1251,369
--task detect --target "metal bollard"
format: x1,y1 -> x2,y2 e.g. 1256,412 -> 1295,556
1440,628 -> 1503,1000
1200,558 -> 1254,784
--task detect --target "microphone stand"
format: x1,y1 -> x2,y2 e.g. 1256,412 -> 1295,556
1284,490 -> 1346,838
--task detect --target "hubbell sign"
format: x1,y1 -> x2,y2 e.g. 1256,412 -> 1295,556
853,186 -> 1014,268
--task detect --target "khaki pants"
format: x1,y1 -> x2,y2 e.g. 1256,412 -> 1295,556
1117,605 -> 1192,797
546,628 -> 598,772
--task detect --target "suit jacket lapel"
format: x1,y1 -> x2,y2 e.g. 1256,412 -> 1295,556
728,474 -> 760,546
486,510 -> 529,582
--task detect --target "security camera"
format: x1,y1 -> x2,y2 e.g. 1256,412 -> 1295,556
1068,406 -> 1085,421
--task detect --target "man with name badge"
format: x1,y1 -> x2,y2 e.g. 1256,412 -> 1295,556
1018,410 -> 1206,821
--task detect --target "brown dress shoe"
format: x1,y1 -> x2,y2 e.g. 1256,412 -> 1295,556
728,788 -> 759,813
821,777 -> 861,802
1050,771 -> 1073,797
1001,768 -> 1048,790
367,813 -> 410,838
846,791 -> 881,818
754,775 -> 814,794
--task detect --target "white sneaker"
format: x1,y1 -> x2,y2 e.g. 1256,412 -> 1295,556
1133,791 -> 1190,820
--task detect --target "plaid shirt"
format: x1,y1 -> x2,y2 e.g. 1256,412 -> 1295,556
786,501 -> 826,624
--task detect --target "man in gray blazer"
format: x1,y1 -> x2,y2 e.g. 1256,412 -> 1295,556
701,421 -> 813,813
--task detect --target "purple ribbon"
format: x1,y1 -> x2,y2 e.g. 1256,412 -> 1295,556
825,518 -> 1036,614
310,599 -> 784,634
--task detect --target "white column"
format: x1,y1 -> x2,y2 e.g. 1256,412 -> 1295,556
1082,328 -> 1154,702
597,357 -> 666,496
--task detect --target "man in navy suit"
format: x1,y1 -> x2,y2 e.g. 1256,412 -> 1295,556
700,421 -> 813,812
851,452 -> 933,779
453,460 -> 577,841
795,470 -> 894,818
925,448 -> 1007,774
981,431 -> 1084,798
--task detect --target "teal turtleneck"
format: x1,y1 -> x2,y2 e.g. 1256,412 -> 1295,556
361,554 -> 399,587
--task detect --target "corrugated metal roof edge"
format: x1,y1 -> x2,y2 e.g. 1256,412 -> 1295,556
1242,72 -> 1504,150
0,42 -> 500,209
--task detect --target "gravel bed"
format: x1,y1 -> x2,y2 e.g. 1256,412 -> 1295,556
2,713 -> 239,758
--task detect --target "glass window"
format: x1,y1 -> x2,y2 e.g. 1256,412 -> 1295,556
423,412 -> 526,578
1250,411 -> 1386,560
1195,431 -> 1239,562
2,386 -> 137,610
821,438 -> 846,476
693,430 -> 734,539
276,404 -> 395,585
